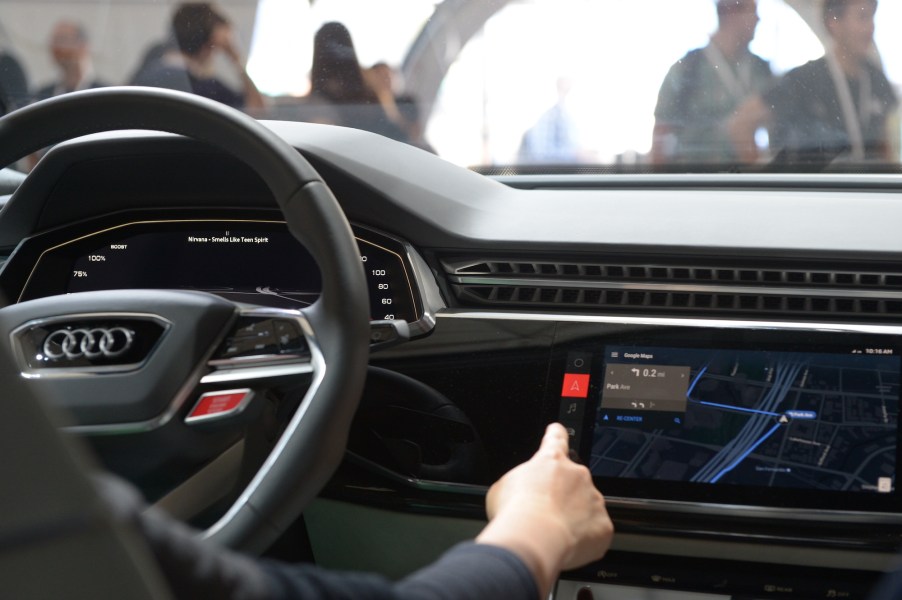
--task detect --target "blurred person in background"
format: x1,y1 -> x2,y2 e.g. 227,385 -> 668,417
0,48 -> 27,115
517,77 -> 584,165
33,20 -> 107,102
365,61 -> 433,150
651,0 -> 772,165
729,0 -> 896,164
308,22 -> 409,142
132,2 -> 264,111
130,34 -> 177,85
310,22 -> 373,106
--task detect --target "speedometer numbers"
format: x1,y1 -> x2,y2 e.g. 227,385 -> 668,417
358,236 -> 418,322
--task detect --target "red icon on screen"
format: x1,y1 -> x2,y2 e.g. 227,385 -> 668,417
561,373 -> 590,398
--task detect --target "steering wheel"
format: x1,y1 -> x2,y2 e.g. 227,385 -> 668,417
0,87 -> 370,553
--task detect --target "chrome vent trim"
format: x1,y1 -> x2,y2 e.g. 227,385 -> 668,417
443,257 -> 902,318
446,259 -> 902,288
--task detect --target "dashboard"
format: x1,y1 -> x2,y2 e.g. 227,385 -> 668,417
5,121 -> 902,600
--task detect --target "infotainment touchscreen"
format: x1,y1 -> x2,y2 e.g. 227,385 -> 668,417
555,333 -> 902,511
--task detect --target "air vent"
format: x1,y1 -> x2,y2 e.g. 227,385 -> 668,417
449,260 -> 902,289
442,257 -> 902,320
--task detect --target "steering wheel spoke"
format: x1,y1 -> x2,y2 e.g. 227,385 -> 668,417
0,289 -> 239,431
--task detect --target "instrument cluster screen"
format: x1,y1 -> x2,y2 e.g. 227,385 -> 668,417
18,220 -> 420,323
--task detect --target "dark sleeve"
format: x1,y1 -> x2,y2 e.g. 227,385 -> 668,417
261,542 -> 538,600
762,68 -> 796,113
396,542 -> 539,600
654,54 -> 689,121
760,61 -> 815,151
96,474 -> 271,600
191,78 -> 245,109
0,53 -> 29,113
131,64 -> 193,94
868,564 -> 902,600
654,49 -> 701,122
32,84 -> 53,103
762,60 -> 820,122
97,474 -> 538,600
752,55 -> 774,85
870,64 -> 898,109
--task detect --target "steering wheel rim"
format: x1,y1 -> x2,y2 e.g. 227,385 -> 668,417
0,86 -> 370,553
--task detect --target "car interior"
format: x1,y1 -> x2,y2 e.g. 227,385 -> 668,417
2,1 -> 902,599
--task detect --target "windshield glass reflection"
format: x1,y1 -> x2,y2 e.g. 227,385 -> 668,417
1,0 -> 901,173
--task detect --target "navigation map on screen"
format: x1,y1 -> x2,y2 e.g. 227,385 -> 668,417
587,345 -> 900,493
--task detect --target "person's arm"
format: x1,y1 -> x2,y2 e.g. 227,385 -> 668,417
97,422 -> 611,599
728,95 -> 771,163
650,56 -> 692,165
363,67 -> 402,121
884,107 -> 900,162
476,423 -> 614,598
219,30 -> 265,112
650,121 -> 677,165
261,541 -> 537,600
264,422 -> 610,600
363,66 -> 418,142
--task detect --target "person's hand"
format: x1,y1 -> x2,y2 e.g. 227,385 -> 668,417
211,23 -> 241,64
363,66 -> 392,95
476,423 -> 613,597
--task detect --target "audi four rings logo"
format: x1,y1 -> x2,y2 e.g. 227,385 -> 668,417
42,327 -> 135,361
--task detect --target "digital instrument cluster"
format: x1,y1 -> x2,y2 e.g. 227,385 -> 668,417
14,219 -> 422,325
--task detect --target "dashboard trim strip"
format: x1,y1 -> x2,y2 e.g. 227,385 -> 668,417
436,310 -> 902,335
200,362 -> 314,384
450,276 -> 902,299
345,452 -> 902,523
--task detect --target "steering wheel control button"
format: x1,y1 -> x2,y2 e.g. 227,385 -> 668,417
274,319 -> 305,354
221,335 -> 280,359
233,319 -> 276,340
186,389 -> 253,424
369,319 -> 410,352
213,317 -> 308,361
14,317 -> 168,374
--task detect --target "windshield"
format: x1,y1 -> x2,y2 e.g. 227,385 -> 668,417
1,0 -> 900,173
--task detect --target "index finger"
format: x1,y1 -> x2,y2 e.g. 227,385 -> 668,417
536,422 -> 570,458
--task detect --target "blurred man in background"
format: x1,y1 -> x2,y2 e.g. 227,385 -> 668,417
729,0 -> 897,164
132,2 -> 264,111
34,20 -> 107,101
652,0 -> 772,165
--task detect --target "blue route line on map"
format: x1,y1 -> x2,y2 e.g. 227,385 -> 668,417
709,422 -> 783,484
686,363 -> 783,417
686,364 -> 708,397
695,400 -> 782,418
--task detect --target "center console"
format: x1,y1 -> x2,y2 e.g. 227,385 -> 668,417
542,319 -> 902,600
555,551 -> 882,600
332,315 -> 902,600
